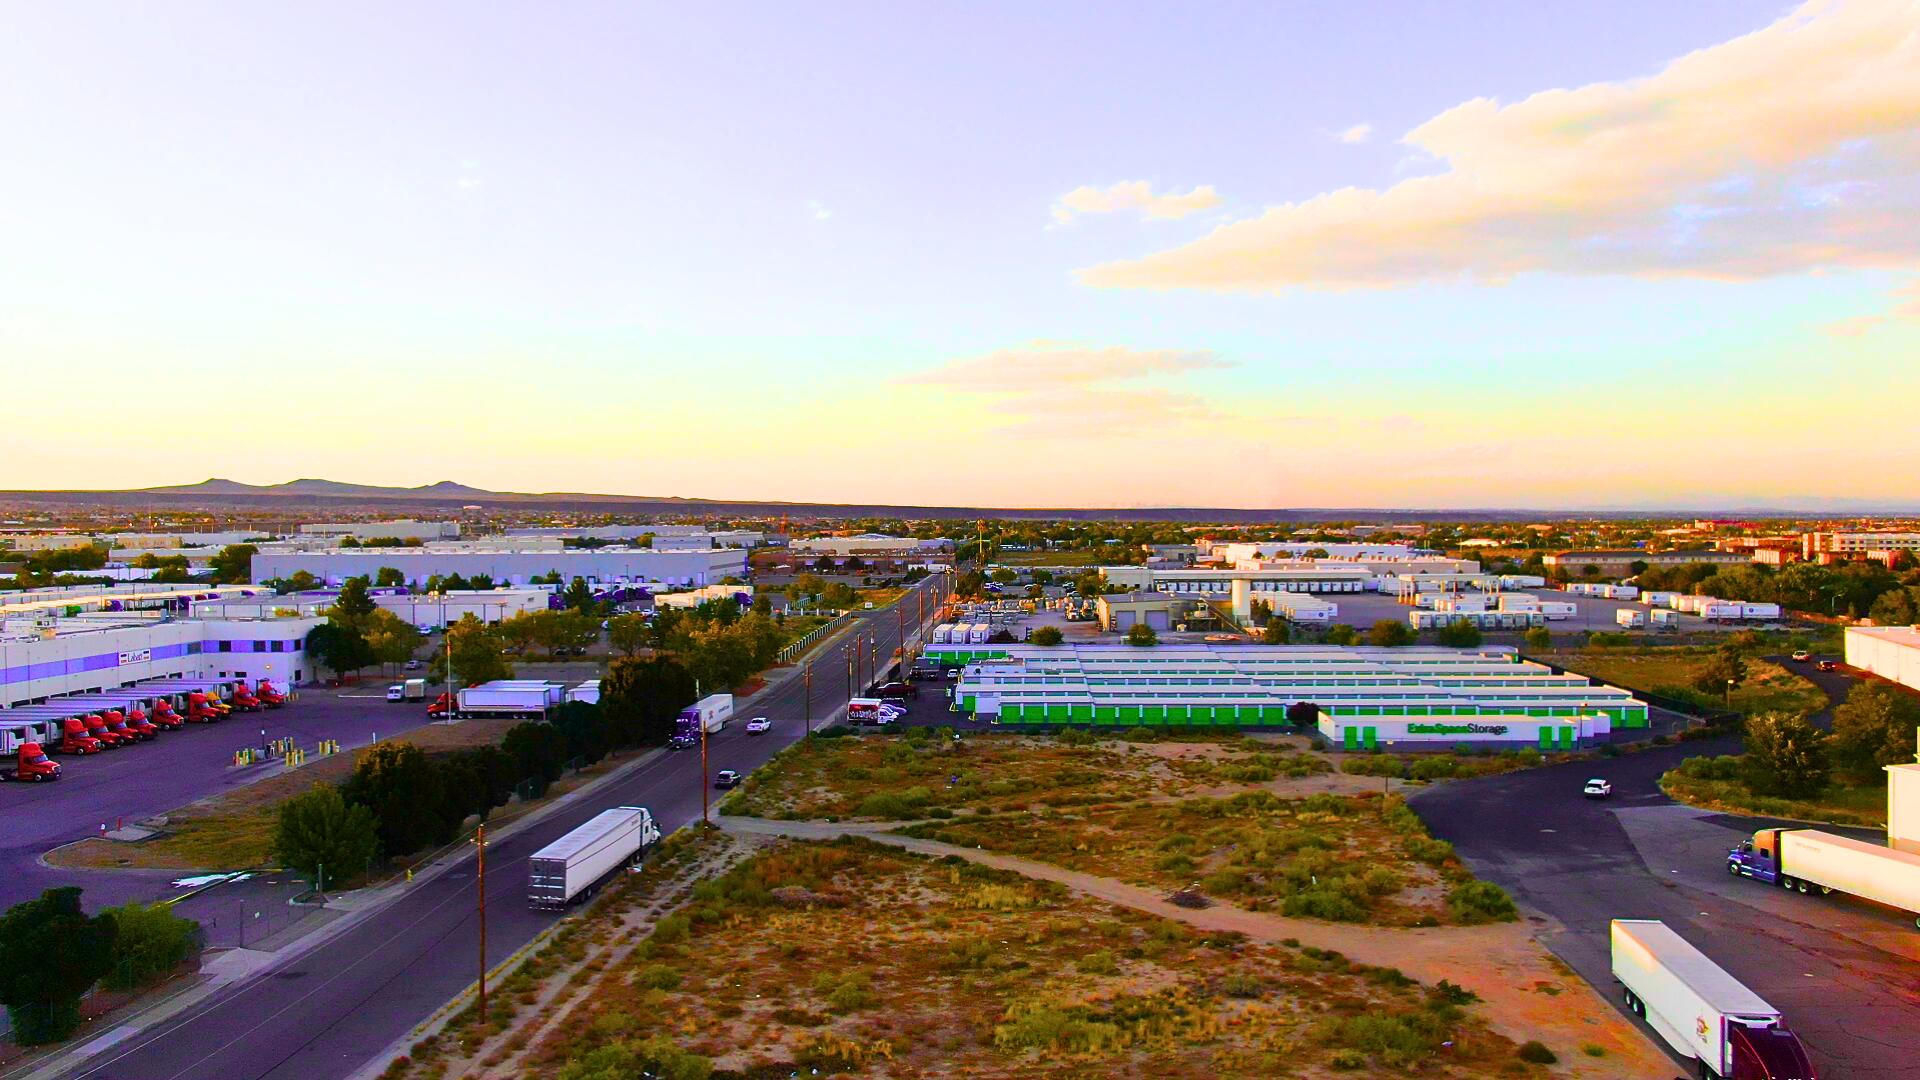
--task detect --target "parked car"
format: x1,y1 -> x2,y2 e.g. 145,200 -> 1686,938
404,659 -> 424,670
876,681 -> 918,700
1790,650 -> 1812,662
1584,778 -> 1613,799
746,717 -> 772,735
714,769 -> 742,789
1817,659 -> 1840,671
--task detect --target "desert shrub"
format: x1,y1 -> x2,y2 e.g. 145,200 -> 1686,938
1517,1040 -> 1558,1064
1446,881 -> 1518,924
1282,888 -> 1367,922
1318,1010 -> 1450,1066
635,963 -> 682,991
1222,973 -> 1263,998
1430,980 -> 1480,1005
557,1036 -> 711,1080
1403,837 -> 1455,865
1407,756 -> 1460,782
1341,755 -> 1404,777
1077,949 -> 1119,975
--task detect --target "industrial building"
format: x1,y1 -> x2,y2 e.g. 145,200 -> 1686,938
505,525 -> 765,547
1093,593 -> 1215,632
789,535 -> 954,558
249,546 -> 747,588
1802,532 -> 1920,562
1101,566 -> 1375,595
1202,541 -> 1427,561
1845,626 -> 1920,695
190,588 -> 553,628
298,520 -> 462,542
0,584 -> 268,618
926,644 -> 1647,747
0,612 -> 324,707
1542,549 -> 1748,577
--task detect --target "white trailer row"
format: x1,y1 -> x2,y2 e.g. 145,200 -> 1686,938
1655,594 -> 1782,621
1275,595 -> 1337,624
1408,610 -> 1546,630
1567,583 -> 1640,600
456,680 -> 566,717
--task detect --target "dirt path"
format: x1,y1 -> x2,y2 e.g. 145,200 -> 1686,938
719,816 -> 1673,1079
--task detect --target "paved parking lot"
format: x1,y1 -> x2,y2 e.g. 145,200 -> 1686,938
1319,589 -> 1750,637
0,684 -> 440,910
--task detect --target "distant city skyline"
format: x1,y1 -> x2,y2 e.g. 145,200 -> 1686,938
4,1 -> 1917,506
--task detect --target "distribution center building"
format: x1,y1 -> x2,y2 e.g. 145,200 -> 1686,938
929,643 -> 1647,749
249,546 -> 747,588
0,613 -> 324,707
1844,626 -> 1920,695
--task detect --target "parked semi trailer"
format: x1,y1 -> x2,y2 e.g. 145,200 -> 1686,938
1728,826 -> 1920,927
1610,919 -> 1815,1079
526,806 -> 660,909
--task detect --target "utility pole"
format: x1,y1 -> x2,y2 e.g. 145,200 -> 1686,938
475,822 -> 488,1023
804,662 -> 813,735
700,723 -> 710,825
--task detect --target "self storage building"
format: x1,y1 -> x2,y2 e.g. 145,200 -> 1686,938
938,644 -> 1646,749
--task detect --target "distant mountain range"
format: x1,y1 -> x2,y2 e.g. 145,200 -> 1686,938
1,478 -> 1916,522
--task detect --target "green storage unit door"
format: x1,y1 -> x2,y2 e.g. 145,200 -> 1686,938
1238,705 -> 1259,726
963,695 -> 977,713
1261,705 -> 1286,722
1342,725 -> 1359,750
1118,705 -> 1141,723
1143,705 -> 1166,723
1537,726 -> 1552,749
1559,726 -> 1575,750
1047,704 -> 1070,722
1071,704 -> 1094,723
1167,705 -> 1190,727
1094,706 -> 1118,725
1363,726 -> 1378,750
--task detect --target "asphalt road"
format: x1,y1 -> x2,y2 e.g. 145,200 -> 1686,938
1,691 -> 437,911
59,575 -> 950,1080
1414,657 -> 1920,1078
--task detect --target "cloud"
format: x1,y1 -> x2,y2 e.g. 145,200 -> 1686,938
1079,0 -> 1920,291
807,200 -> 832,221
1336,124 -> 1372,145
899,342 -> 1234,432
1051,181 -> 1222,225
1824,279 -> 1920,336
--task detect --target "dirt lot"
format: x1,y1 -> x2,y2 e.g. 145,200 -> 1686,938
468,835 -> 1556,1078
48,718 -> 521,872
1544,648 -> 1826,716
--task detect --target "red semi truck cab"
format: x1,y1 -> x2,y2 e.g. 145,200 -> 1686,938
231,683 -> 261,711
185,693 -> 222,723
4,743 -> 61,782
103,710 -> 151,742
133,705 -> 177,733
150,700 -> 183,729
427,692 -> 456,718
255,679 -> 286,707
59,718 -> 103,754
84,714 -> 129,748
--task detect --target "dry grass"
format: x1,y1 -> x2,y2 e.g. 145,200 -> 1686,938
902,791 -> 1494,928
513,836 -> 1528,1078
721,730 -> 1331,821
1543,648 -> 1827,716
1660,768 -> 1889,827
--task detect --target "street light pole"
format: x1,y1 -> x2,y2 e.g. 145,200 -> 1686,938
700,723 -> 710,826
475,822 -> 488,1023
804,662 -> 813,735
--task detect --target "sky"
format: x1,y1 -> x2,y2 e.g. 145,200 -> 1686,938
3,1 -> 1918,510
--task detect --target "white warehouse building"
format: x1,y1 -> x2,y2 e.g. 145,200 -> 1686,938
249,547 -> 747,588
1844,626 -> 1920,695
0,613 -> 324,707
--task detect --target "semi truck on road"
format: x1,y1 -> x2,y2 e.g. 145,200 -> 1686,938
1728,826 -> 1920,928
526,806 -> 659,909
1610,919 -> 1815,1079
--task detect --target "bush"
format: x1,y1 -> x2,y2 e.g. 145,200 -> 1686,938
274,784 -> 379,886
635,963 -> 682,990
1517,1040 -> 1558,1064
102,903 -> 199,990
558,1036 -> 712,1080
1077,949 -> 1119,975
1446,881 -> 1518,924
1029,626 -> 1064,646
1341,755 -> 1403,777
1282,888 -> 1367,922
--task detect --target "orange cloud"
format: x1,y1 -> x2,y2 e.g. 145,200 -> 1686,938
1051,181 -> 1221,224
1824,279 -> 1920,336
898,342 -> 1235,434
1081,0 -> 1920,292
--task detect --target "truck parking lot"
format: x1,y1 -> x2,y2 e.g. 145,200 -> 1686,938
0,684 -> 438,910
1324,589 -> 1760,636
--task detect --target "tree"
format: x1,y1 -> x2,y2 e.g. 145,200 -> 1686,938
551,701 -> 610,765
342,742 -> 449,857
361,609 -> 420,671
1302,548 -> 1330,559
1434,620 -> 1483,648
374,566 -> 406,588
1829,682 -> 1920,784
1261,621 -> 1291,645
432,614 -> 513,685
791,573 -> 826,602
1326,624 -> 1360,647
1692,644 -> 1748,696
102,903 -> 199,990
1030,569 -> 1054,586
1029,625 -> 1064,646
274,784 -> 378,889
0,888 -> 117,1044
338,536 -> 362,547
1074,572 -> 1104,599
280,569 -> 320,593
602,655 -> 698,746
209,543 -> 258,584
608,613 -> 651,656
954,570 -> 986,598
467,574 -> 497,591
1124,622 -> 1157,647
989,568 -> 1018,585
503,722 -> 569,796
820,582 -> 857,609
1285,701 -> 1320,729
306,623 -> 376,678
563,577 -> 597,613
330,576 -> 379,634
153,565 -> 191,583
1742,713 -> 1830,799
1522,626 -> 1553,651
1869,587 -> 1919,627
1367,619 -> 1417,647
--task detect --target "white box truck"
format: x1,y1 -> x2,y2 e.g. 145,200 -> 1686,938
1538,601 -> 1577,620
386,678 -> 428,703
1741,602 -> 1782,621
1650,608 -> 1680,629
966,623 -> 989,644
567,680 -> 601,705
1610,920 -> 1816,1079
1615,608 -> 1646,628
526,805 -> 660,909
